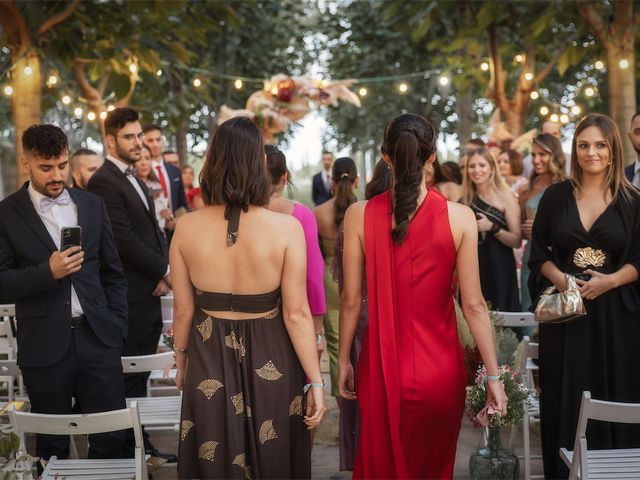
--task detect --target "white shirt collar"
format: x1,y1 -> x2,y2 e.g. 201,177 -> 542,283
635,159 -> 640,172
106,155 -> 132,174
27,181 -> 49,215
152,158 -> 164,169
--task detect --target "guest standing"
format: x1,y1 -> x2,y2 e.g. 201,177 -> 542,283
529,114 -> 640,479
69,148 -> 103,190
181,165 -> 197,208
314,157 -> 358,399
462,147 -> 522,311
519,134 -> 566,311
311,151 -> 334,205
497,149 -> 529,195
265,145 -> 326,357
425,157 -> 462,201
338,114 -> 507,478
172,118 -> 326,478
136,145 -> 174,232
625,111 -> 640,188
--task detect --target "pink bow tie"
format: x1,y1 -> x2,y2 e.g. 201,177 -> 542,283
40,190 -> 70,213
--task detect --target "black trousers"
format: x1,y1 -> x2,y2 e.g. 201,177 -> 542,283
21,326 -> 126,460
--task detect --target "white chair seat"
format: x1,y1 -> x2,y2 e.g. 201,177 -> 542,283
43,457 -> 138,479
561,448 -> 640,478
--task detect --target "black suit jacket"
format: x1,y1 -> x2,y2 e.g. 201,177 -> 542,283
625,163 -> 635,184
0,185 -> 128,368
87,160 -> 168,304
165,163 -> 188,213
312,171 -> 332,205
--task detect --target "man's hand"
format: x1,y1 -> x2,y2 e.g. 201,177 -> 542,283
153,278 -> 171,296
49,247 -> 84,280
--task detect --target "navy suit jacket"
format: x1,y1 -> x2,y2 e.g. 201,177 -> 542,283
625,163 -> 635,183
165,163 -> 188,213
0,184 -> 128,368
312,171 -> 332,205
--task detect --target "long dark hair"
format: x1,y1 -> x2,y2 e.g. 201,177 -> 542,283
264,144 -> 293,191
199,117 -> 270,212
365,160 -> 393,199
332,157 -> 358,227
382,113 -> 436,244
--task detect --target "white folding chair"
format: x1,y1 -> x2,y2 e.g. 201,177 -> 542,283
160,295 -> 173,322
494,311 -> 537,329
121,352 -> 181,432
560,391 -> 640,479
0,359 -> 24,402
0,305 -> 24,400
9,402 -> 148,480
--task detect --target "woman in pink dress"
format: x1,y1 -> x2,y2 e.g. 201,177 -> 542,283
338,114 -> 508,479
265,145 -> 327,351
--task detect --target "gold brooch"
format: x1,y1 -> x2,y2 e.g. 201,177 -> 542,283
573,247 -> 606,268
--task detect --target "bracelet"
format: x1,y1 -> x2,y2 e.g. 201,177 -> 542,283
315,333 -> 324,345
175,347 -> 188,354
483,374 -> 501,384
303,380 -> 325,394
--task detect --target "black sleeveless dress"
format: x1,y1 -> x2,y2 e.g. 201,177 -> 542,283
470,196 -> 521,312
178,206 -> 311,479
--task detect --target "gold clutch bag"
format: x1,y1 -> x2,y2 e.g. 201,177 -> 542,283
534,274 -> 586,324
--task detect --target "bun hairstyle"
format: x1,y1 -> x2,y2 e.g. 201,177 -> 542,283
264,144 -> 293,191
382,113 -> 436,244
332,157 -> 358,228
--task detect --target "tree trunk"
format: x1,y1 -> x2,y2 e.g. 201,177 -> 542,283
502,101 -> 526,139
605,46 -> 636,166
10,51 -> 42,189
455,92 -> 474,147
175,123 -> 188,165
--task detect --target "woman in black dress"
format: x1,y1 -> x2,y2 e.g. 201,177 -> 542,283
529,114 -> 640,479
462,147 -> 522,311
170,117 -> 327,478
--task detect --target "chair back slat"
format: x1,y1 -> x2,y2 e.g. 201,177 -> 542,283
121,352 -> 174,373
0,360 -> 21,378
493,311 -> 537,328
0,304 -> 15,317
588,398 -> 640,424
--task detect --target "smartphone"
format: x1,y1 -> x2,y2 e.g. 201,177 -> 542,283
60,226 -> 82,251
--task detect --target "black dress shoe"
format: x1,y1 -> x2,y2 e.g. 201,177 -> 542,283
145,446 -> 177,463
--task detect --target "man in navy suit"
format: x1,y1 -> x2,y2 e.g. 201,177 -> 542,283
312,151 -> 334,205
626,111 -> 640,188
0,124 -> 128,460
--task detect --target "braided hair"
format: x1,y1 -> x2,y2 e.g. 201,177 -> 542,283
332,157 -> 358,228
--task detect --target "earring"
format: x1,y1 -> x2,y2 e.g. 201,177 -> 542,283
386,164 -> 391,170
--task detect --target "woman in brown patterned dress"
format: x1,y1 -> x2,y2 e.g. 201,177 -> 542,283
170,117 -> 327,479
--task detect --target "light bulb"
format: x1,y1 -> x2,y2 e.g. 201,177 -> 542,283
550,113 -> 559,123
62,95 -> 71,105
99,111 -> 107,120
234,79 -> 243,89
48,75 -> 58,85
129,63 -> 137,74
107,105 -> 115,111
594,60 -> 604,70
74,107 -> 83,117
193,78 -> 202,88
87,111 -> 96,121
439,76 -> 449,86
585,87 -> 595,97
571,106 -> 581,115
525,72 -> 533,81
23,66 -> 33,76
515,54 -> 524,63
560,114 -> 569,124
540,106 -> 549,116
530,91 -> 539,100
480,62 -> 489,71
619,58 -> 629,69
358,87 -> 367,97
156,69 -> 163,76
3,85 -> 12,96
398,82 -> 408,93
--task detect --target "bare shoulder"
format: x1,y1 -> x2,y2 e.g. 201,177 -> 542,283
447,201 -> 474,222
499,188 -> 519,206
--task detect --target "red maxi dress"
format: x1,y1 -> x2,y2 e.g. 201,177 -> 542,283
354,189 -> 467,479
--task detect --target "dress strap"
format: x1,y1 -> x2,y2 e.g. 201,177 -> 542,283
225,204 -> 241,247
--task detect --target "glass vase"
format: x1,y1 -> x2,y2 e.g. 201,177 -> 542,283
469,426 -> 519,479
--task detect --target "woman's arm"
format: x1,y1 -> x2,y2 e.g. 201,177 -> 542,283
337,202 -> 366,400
494,192 -> 522,248
170,219 -> 195,390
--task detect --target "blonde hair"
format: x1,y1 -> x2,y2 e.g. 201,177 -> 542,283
461,147 -> 509,205
571,114 -> 636,202
530,134 -> 566,184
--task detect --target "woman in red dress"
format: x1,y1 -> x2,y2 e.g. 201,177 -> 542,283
337,114 -> 508,479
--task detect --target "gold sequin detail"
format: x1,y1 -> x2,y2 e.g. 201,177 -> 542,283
255,360 -> 283,381
197,317 -> 213,342
573,247 -> 606,268
180,420 -> 194,441
225,331 -> 246,357
258,419 -> 278,445
289,395 -> 303,416
198,441 -> 219,461
197,379 -> 223,399
232,453 -> 253,479
231,392 -> 245,415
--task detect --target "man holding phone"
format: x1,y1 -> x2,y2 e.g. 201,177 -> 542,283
0,124 -> 128,460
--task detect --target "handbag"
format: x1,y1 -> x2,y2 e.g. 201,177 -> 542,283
534,274 -> 586,324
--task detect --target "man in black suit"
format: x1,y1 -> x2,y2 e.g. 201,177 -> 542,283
626,111 -> 640,188
312,151 -> 334,205
0,124 -> 128,460
87,108 -> 174,461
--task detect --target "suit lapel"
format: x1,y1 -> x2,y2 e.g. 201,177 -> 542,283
12,184 -> 57,252
68,188 -> 90,237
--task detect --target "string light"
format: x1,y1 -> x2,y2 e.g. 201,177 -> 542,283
571,105 -> 581,115
398,82 -> 408,93
129,63 -> 137,74
270,84 -> 278,95
619,58 -> 629,69
358,87 -> 367,97
74,107 -> 83,117
560,114 -> 569,124
524,72 -> 533,81
439,76 -> 449,86
585,87 -> 595,97
3,85 -> 12,96
234,79 -> 243,89
594,60 -> 604,70
550,113 -> 559,123
514,54 -> 524,63
47,74 -> 58,86
62,95 -> 71,105
480,62 -> 489,71
321,79 -> 329,87
193,78 -> 202,88
530,91 -> 539,100
23,66 -> 33,76
99,111 -> 107,120
107,105 -> 115,111
540,106 -> 549,116
87,111 -> 96,121
156,69 -> 163,76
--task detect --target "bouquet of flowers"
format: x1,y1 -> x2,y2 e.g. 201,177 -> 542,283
162,327 -> 174,351
465,364 -> 529,427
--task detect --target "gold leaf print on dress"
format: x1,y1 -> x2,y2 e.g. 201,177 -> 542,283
255,360 -> 283,381
263,304 -> 280,319
225,331 -> 246,357
258,419 -> 278,445
231,392 -> 245,415
289,395 -> 303,416
573,247 -> 607,268
232,453 -> 253,479
198,441 -> 219,461
180,420 -> 194,441
246,404 -> 252,417
197,316 -> 213,342
197,379 -> 223,399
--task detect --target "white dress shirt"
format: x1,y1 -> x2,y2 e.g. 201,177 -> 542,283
323,170 -> 332,191
27,183 -> 84,317
106,155 -> 149,210
151,159 -> 172,211
633,159 -> 640,189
